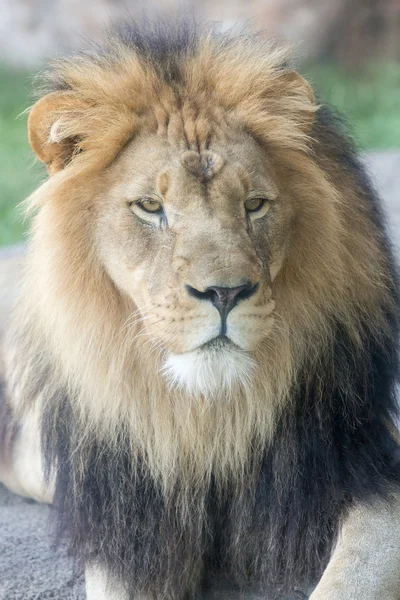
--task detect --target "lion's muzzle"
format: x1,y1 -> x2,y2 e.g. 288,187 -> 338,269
186,281 -> 259,336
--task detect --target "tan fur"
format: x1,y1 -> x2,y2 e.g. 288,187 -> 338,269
310,500 -> 400,599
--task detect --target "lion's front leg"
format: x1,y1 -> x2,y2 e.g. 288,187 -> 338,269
0,397 -> 53,504
310,497 -> 400,600
85,563 -> 131,600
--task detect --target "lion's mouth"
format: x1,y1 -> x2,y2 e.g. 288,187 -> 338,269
162,334 -> 256,396
200,334 -> 237,351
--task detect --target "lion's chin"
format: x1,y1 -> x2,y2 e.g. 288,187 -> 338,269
161,339 -> 256,398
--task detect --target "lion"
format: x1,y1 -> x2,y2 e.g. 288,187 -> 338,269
1,20 -> 400,600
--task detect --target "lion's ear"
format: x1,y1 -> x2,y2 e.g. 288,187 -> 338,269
281,70 -> 316,133
28,92 -> 89,174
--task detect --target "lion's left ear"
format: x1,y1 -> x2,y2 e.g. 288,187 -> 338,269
28,92 -> 90,175
281,70 -> 316,133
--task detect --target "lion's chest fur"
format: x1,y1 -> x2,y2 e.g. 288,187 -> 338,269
42,316 -> 400,599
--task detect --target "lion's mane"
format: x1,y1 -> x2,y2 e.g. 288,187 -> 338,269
6,20 -> 400,598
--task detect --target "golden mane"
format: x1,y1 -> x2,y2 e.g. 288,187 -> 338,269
27,28 -> 315,175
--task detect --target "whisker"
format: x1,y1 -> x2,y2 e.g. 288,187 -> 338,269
121,313 -> 156,334
121,304 -> 155,330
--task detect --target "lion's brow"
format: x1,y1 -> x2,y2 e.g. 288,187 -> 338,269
180,150 -> 223,183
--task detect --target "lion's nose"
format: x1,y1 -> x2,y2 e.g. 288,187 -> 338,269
186,281 -> 259,318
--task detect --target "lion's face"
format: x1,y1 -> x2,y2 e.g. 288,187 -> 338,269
94,125 -> 291,394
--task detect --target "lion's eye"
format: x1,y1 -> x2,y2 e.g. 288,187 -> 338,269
244,197 -> 267,213
136,198 -> 163,214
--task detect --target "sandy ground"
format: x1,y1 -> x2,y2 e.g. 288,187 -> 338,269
0,151 -> 399,599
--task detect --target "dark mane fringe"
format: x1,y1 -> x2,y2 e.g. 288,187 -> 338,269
38,18 -> 200,96
117,17 -> 199,79
27,20 -> 400,599
312,103 -> 400,291
40,18 -> 287,96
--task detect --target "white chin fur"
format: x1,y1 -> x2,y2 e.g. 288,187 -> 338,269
162,344 -> 255,398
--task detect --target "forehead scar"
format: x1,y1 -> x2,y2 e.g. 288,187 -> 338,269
181,150 -> 224,183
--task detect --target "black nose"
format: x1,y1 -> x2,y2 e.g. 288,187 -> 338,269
186,281 -> 259,318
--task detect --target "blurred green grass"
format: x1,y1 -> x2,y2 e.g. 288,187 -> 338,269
0,67 -> 44,246
0,63 -> 400,246
305,63 -> 400,150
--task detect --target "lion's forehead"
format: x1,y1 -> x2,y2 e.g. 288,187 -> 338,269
110,129 -> 279,209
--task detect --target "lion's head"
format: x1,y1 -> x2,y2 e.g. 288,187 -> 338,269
10,23 -> 393,484
70,127 -> 283,396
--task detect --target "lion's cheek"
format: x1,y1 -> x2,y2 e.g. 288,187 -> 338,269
227,303 -> 276,350
146,308 -> 221,354
103,259 -> 150,308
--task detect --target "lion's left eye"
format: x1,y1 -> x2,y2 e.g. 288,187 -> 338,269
136,198 -> 163,214
244,197 -> 267,213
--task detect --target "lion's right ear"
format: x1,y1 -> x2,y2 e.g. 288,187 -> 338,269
28,92 -> 89,175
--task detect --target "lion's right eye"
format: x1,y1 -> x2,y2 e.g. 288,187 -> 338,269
129,197 -> 166,224
244,197 -> 266,213
135,198 -> 163,214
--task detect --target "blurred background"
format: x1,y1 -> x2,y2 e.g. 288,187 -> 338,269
0,0 -> 399,246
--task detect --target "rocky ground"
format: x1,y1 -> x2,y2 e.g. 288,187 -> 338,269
0,151 -> 399,599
